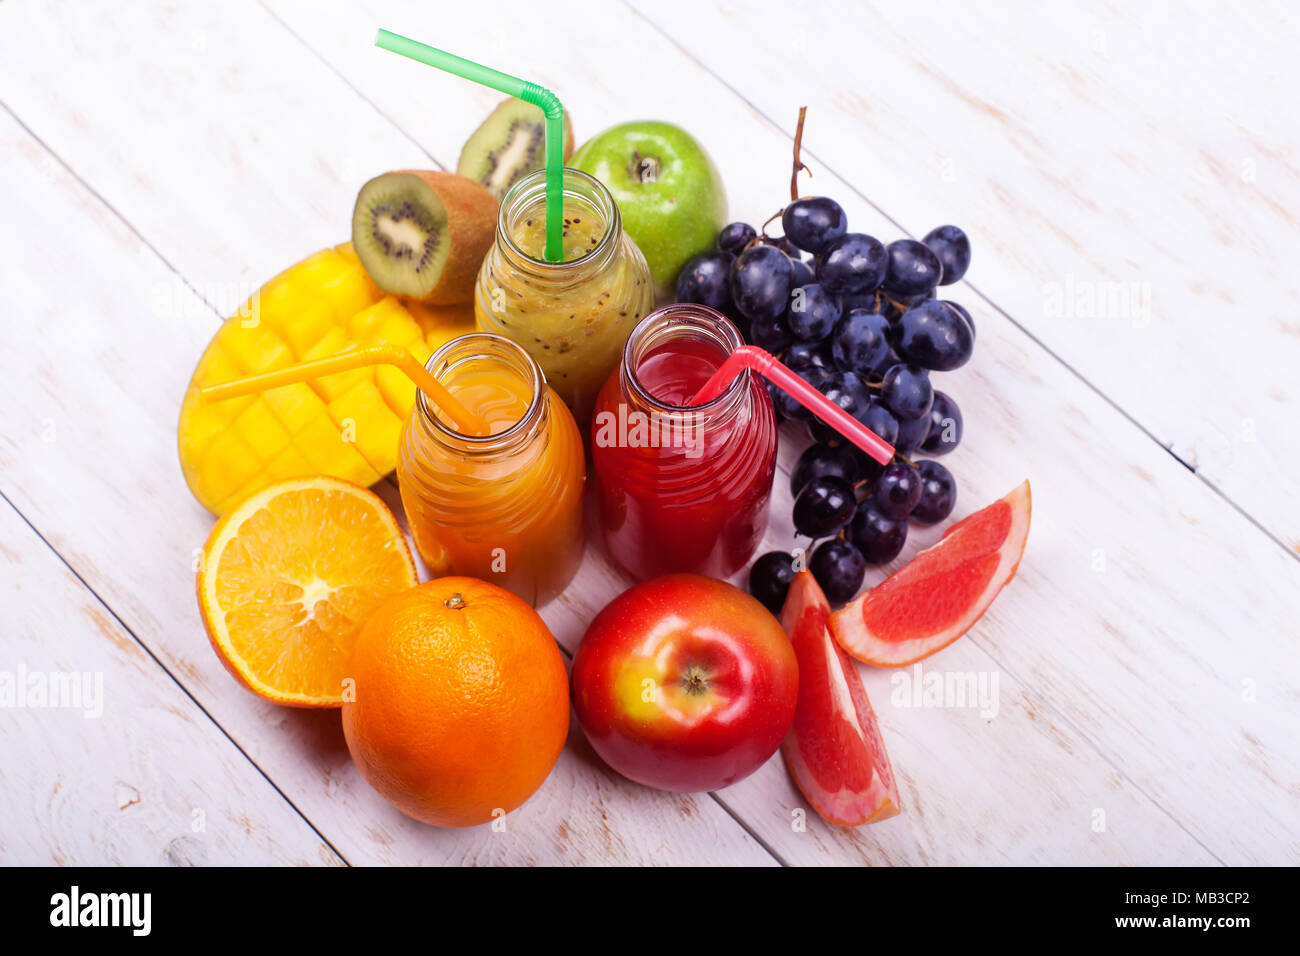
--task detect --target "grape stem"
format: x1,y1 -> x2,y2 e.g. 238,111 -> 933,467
790,106 -> 811,201
759,208 -> 784,239
881,292 -> 911,313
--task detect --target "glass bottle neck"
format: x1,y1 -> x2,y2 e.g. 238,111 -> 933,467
617,304 -> 750,428
496,167 -> 622,284
413,333 -> 548,460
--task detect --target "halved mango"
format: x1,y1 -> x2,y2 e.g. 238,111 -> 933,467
178,242 -> 448,514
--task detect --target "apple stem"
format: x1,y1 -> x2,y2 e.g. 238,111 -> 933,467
790,106 -> 811,201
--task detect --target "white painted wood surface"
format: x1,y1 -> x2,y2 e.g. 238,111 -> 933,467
0,502 -> 342,866
1,0 -> 1296,865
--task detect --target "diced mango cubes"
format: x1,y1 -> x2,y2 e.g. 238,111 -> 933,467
327,379 -> 405,477
177,242 -> 454,514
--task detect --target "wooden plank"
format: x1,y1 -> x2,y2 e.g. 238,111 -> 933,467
0,96 -> 775,865
1,0 -> 1295,865
0,499 -> 342,866
256,0 -> 1300,865
628,0 -> 1300,550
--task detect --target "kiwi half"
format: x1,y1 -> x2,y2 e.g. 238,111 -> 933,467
352,171 -> 497,305
457,98 -> 575,202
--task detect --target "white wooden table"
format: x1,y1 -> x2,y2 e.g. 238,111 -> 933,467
2,0 -> 1296,866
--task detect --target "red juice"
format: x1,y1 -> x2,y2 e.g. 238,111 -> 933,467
591,305 -> 778,580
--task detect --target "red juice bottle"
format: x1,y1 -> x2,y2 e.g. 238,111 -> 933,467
591,304 -> 778,580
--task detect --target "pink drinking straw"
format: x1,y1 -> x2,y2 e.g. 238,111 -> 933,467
689,345 -> 895,465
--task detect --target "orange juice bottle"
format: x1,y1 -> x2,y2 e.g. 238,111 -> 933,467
396,333 -> 585,606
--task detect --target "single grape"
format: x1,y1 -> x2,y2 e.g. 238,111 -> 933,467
793,475 -> 857,538
807,371 -> 872,443
842,290 -> 881,313
893,410 -> 932,455
766,381 -> 786,425
717,221 -> 757,255
879,291 -> 924,321
809,538 -> 867,605
867,345 -> 903,378
849,500 -> 909,564
880,363 -> 934,421
675,250 -> 735,314
859,397 -> 900,447
786,283 -> 843,341
731,244 -> 794,321
923,225 -> 971,285
782,197 -> 849,254
882,239 -> 943,297
830,309 -> 891,375
772,392 -> 803,421
815,233 -> 888,295
921,390 -> 963,455
942,300 -> 975,340
749,310 -> 794,353
896,299 -> 974,371
874,460 -> 923,519
777,238 -> 803,259
774,363 -> 830,420
789,255 -> 815,287
784,339 -> 832,371
910,460 -> 957,524
791,441 -> 860,497
726,307 -> 752,344
749,550 -> 796,614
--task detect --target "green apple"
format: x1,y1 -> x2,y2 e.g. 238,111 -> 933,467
570,121 -> 727,297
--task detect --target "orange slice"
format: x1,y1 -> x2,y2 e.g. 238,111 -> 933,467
198,476 -> 417,706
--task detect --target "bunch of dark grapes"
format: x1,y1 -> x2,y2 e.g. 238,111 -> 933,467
678,191 -> 973,613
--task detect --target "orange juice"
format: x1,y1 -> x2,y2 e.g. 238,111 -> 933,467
396,333 -> 585,606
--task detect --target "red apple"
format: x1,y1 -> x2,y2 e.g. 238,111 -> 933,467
571,574 -> 799,793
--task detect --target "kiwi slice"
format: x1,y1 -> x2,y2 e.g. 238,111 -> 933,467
457,98 -> 575,202
352,171 -> 497,305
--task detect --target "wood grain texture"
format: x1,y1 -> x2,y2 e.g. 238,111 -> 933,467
629,0 -> 1300,550
0,0 -> 1296,865
259,0 -> 1300,864
0,501 -> 342,866
0,44 -> 776,866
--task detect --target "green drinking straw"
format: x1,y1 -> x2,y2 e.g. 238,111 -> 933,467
375,28 -> 566,263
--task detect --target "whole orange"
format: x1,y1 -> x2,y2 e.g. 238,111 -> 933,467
341,577 -> 570,828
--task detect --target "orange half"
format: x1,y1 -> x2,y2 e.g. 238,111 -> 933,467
198,476 -> 417,706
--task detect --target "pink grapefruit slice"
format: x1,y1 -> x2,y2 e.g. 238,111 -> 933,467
780,571 -> 900,826
831,480 -> 1031,667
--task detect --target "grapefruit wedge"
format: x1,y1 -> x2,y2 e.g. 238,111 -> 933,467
780,571 -> 900,826
831,480 -> 1031,667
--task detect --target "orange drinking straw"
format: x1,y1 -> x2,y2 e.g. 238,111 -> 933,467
199,343 -> 489,437
689,344 -> 895,465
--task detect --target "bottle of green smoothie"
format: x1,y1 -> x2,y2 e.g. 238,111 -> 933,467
475,168 -> 654,427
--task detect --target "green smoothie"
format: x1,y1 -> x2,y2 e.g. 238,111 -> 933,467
474,170 -> 655,424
